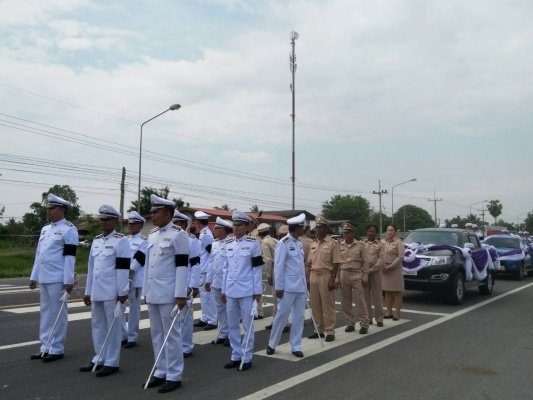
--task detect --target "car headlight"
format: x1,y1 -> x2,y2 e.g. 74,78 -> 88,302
430,256 -> 452,266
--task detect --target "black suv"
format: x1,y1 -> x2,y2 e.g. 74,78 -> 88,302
403,228 -> 495,304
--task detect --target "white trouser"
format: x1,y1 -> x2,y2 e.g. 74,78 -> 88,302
199,273 -> 217,324
91,300 -> 122,367
39,282 -> 68,355
121,287 -> 142,342
268,292 -> 306,352
226,296 -> 254,363
182,300 -> 194,353
148,303 -> 184,382
212,288 -> 228,339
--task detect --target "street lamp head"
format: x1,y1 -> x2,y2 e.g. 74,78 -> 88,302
169,104 -> 181,110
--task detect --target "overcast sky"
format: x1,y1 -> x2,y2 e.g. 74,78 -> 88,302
1,0 -> 532,226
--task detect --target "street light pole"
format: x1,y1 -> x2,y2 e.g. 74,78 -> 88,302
391,178 -> 417,226
138,104 -> 181,212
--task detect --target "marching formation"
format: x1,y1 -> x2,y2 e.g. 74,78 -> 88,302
28,193 -> 406,393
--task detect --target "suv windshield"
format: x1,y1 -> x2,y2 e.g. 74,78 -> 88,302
404,231 -> 459,246
484,237 -> 521,249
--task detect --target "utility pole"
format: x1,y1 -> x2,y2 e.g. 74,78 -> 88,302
427,191 -> 442,227
290,30 -> 298,210
478,205 -> 487,223
373,180 -> 388,236
120,167 -> 126,232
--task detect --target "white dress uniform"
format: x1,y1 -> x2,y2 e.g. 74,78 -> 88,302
198,220 -> 216,325
121,231 -> 148,343
182,232 -> 201,355
206,217 -> 232,341
30,195 -> 78,356
222,211 -> 263,365
267,228 -> 307,353
143,220 -> 189,382
85,229 -> 130,367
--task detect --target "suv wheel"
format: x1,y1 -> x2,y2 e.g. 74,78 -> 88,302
513,262 -> 524,281
479,271 -> 494,295
446,272 -> 465,305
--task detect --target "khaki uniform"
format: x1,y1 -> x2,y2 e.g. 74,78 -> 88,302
338,240 -> 369,328
259,234 -> 278,317
378,237 -> 404,318
300,236 -> 313,285
362,239 -> 384,323
307,235 -> 341,335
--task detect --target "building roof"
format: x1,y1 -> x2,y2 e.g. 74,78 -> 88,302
260,210 -> 316,220
181,207 -> 288,223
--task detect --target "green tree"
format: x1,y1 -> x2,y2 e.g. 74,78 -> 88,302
322,195 -> 372,236
21,185 -> 81,234
522,212 -> 533,233
394,205 -> 434,231
250,205 -> 260,212
487,200 -> 503,224
214,204 -> 231,211
129,186 -> 188,215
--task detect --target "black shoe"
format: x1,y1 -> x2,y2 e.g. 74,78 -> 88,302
183,352 -> 192,358
124,341 -> 136,348
144,376 -> 165,388
325,334 -> 335,342
392,317 -> 399,321
42,353 -> 63,362
223,339 -> 230,347
265,324 -> 273,330
211,338 -> 228,345
224,360 -> 241,369
292,351 -> 304,358
369,319 -> 374,325
239,362 -> 252,371
307,332 -> 324,339
266,346 -> 275,355
377,321 -> 384,327
30,352 -> 47,360
79,362 -> 103,372
158,380 -> 181,393
203,324 -> 218,331
95,366 -> 119,377
254,315 -> 264,320
121,339 -> 128,346
359,327 -> 368,334
345,325 -> 355,332
282,326 -> 290,333
384,315 -> 393,319
194,320 -> 208,327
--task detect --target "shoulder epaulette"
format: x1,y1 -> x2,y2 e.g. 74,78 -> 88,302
113,233 -> 124,238
188,233 -> 196,239
150,227 -> 160,234
44,222 -> 51,227
94,234 -> 103,239
246,235 -> 257,241
282,236 -> 289,243
172,225 -> 181,231
141,235 -> 147,240
225,237 -> 235,244
65,220 -> 74,227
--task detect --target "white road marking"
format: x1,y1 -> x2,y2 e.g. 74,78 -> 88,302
0,340 -> 40,351
333,301 -> 448,317
238,282 -> 533,400
255,319 -> 409,361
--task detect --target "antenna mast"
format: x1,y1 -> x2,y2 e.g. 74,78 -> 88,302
290,30 -> 298,210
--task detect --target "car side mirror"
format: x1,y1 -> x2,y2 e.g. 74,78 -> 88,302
464,243 -> 476,249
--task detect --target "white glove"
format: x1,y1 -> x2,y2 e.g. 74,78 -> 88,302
250,299 -> 258,318
59,291 -> 69,303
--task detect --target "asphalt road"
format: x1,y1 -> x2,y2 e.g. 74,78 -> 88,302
1,275 -> 533,400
